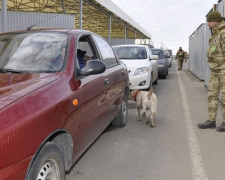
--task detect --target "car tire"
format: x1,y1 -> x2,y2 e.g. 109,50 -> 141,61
150,73 -> 153,86
112,94 -> 128,127
153,76 -> 158,84
27,142 -> 65,180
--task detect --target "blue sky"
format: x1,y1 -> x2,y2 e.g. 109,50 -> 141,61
110,0 -> 218,54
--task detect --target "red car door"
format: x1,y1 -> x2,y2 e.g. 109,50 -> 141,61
92,35 -> 128,124
65,33 -> 110,161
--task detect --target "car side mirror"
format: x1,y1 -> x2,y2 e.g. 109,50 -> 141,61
165,55 -> 170,58
150,55 -> 158,60
80,60 -> 106,75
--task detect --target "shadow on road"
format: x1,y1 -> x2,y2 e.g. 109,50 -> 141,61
128,102 -> 136,110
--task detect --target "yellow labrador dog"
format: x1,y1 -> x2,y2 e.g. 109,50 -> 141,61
130,87 -> 157,127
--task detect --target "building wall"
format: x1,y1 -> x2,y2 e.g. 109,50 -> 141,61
204,23 -> 211,87
189,24 -> 207,80
0,11 -> 75,33
217,0 -> 225,15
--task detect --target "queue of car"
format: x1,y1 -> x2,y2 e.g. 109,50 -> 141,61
0,28 -> 130,180
113,45 -> 172,85
0,27 -> 173,179
150,48 -> 170,79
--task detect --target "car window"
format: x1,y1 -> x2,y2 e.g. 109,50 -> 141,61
78,41 -> 94,59
92,35 -> 118,67
76,35 -> 97,70
0,32 -> 69,73
113,46 -> 147,59
152,50 -> 165,59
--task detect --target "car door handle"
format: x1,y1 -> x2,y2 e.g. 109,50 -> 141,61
104,78 -> 109,85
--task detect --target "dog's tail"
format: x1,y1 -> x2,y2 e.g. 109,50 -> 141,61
147,86 -> 153,99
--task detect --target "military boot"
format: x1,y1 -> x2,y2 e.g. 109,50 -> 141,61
217,122 -> 225,132
197,120 -> 216,129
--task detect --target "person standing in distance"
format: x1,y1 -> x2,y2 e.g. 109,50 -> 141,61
176,47 -> 185,70
197,10 -> 225,132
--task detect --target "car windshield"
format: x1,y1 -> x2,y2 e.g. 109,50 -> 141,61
0,32 -> 69,73
151,50 -> 165,59
113,46 -> 147,59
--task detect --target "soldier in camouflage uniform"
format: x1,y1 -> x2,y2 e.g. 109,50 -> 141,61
176,47 -> 186,70
197,10 -> 225,131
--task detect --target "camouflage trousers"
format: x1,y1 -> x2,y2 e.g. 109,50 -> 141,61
178,59 -> 184,70
208,70 -> 225,122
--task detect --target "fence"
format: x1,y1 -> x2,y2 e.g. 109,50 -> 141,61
188,0 -> 225,87
0,11 -> 75,33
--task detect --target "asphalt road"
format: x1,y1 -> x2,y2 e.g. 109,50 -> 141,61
66,60 -> 225,180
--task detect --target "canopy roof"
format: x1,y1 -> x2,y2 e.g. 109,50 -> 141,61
1,0 -> 151,40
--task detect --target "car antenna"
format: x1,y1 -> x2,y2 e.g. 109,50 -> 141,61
26,14 -> 59,30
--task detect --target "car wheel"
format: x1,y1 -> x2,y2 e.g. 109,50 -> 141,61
27,142 -> 65,180
112,94 -> 128,127
153,76 -> 158,84
151,73 -> 153,84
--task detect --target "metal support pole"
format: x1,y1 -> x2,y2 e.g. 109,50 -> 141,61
108,13 -> 111,45
61,0 -> 66,13
213,4 -> 217,10
134,31 -> 136,44
1,0 -> 7,32
79,0 -> 83,29
124,24 -> 127,44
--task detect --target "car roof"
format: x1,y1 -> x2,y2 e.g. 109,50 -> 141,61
151,48 -> 164,51
112,44 -> 147,48
0,28 -> 93,35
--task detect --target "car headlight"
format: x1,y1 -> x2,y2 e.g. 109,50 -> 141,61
133,67 -> 149,76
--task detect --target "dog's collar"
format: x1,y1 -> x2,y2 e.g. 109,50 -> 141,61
134,90 -> 140,102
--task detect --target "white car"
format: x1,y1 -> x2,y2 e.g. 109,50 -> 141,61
112,44 -> 158,90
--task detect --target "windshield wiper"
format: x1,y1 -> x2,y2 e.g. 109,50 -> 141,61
0,68 -> 24,74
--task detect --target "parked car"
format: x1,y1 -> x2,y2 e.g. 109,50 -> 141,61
151,48 -> 169,79
0,28 -> 129,180
164,51 -> 172,68
165,49 -> 173,59
112,44 -> 158,90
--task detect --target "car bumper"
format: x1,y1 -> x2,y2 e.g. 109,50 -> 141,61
0,157 -> 31,180
158,67 -> 167,75
129,73 -> 151,90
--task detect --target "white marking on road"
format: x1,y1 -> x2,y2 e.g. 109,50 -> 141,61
177,68 -> 208,180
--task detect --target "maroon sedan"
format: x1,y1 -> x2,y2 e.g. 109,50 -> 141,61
0,29 -> 129,180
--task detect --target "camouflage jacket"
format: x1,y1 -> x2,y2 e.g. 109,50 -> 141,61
207,20 -> 225,71
176,50 -> 185,60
